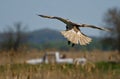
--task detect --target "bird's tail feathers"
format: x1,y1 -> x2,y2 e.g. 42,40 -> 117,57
77,32 -> 92,45
61,29 -> 92,45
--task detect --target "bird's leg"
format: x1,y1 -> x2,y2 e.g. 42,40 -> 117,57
66,25 -> 69,31
68,41 -> 75,47
68,41 -> 71,45
72,43 -> 75,47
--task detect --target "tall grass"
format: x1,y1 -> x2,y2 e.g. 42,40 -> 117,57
0,50 -> 120,79
0,62 -> 120,79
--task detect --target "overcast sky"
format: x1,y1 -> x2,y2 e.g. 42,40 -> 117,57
0,0 -> 120,36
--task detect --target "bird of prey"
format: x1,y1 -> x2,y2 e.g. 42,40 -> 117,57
38,15 -> 110,47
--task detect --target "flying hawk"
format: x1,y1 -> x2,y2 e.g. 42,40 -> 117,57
38,15 -> 110,47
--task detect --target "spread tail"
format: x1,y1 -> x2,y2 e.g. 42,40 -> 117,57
61,29 -> 92,45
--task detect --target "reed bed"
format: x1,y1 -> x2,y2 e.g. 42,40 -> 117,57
0,63 -> 120,79
0,50 -> 120,79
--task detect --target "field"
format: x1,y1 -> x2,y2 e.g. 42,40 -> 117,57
0,50 -> 120,79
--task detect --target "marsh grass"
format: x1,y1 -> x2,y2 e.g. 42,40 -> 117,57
0,50 -> 120,79
0,62 -> 120,79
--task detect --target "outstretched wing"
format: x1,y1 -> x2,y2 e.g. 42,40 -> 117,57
38,15 -> 111,32
38,14 -> 70,24
38,15 -> 55,19
79,24 -> 111,32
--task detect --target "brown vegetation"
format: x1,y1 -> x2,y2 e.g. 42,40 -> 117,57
0,50 -> 119,65
0,50 -> 120,79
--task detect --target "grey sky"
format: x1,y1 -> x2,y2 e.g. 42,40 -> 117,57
0,0 -> 120,36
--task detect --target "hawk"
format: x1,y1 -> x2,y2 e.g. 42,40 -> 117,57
38,15 -> 110,47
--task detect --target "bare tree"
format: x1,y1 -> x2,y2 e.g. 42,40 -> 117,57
0,22 -> 28,51
0,26 -> 14,50
102,7 -> 120,52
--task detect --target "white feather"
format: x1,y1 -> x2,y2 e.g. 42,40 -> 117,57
61,29 -> 92,45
